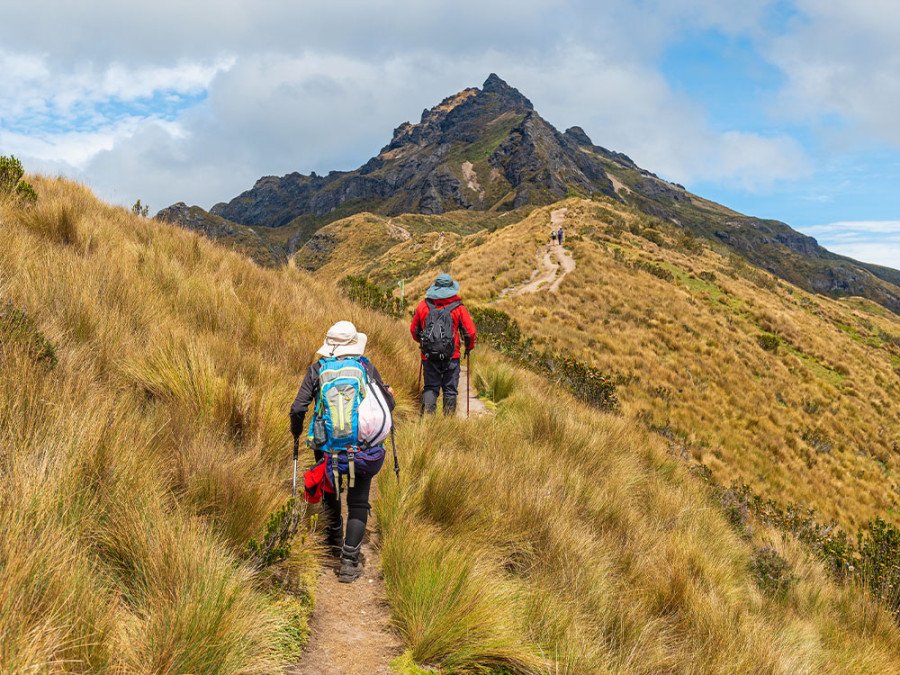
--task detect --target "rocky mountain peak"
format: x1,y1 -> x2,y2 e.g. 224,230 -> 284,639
564,126 -> 593,146
482,73 -> 534,110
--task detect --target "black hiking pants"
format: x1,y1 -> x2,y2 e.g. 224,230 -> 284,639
422,358 -> 460,414
316,452 -> 373,549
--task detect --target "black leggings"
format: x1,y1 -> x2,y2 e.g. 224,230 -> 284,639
322,471 -> 372,548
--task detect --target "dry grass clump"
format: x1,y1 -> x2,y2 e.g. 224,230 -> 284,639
385,197 -> 900,531
377,358 -> 900,672
0,176 -> 418,671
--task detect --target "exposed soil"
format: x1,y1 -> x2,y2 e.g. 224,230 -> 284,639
461,161 -> 485,199
289,491 -> 403,674
457,360 -> 490,417
501,209 -> 575,296
385,220 -> 412,241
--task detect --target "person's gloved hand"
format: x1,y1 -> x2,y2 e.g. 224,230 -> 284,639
290,415 -> 304,440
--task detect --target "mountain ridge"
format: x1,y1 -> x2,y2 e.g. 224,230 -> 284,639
157,74 -> 900,314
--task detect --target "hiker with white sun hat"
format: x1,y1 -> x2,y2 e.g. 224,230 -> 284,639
289,320 -> 395,582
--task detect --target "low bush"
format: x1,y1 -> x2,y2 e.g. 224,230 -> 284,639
750,545 -> 794,599
470,306 -> 618,411
694,467 -> 900,616
757,333 -> 781,352
0,154 -> 37,203
338,275 -> 407,318
632,259 -> 674,282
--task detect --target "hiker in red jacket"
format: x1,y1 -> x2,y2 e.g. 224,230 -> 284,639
410,273 -> 476,415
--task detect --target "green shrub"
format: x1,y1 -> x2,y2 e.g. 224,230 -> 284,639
245,500 -> 305,570
750,545 -> 794,599
694,470 -> 900,614
632,259 -> 674,282
643,229 -> 666,246
338,275 -> 407,318
757,333 -> 781,352
857,518 -> 900,614
0,155 -> 37,203
469,306 -> 522,353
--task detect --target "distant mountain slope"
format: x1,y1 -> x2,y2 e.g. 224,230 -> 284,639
10,179 -> 900,673
158,74 -> 900,314
301,197 -> 900,532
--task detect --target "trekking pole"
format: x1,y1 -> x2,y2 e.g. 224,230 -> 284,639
417,360 -> 423,414
466,350 -> 471,418
292,436 -> 299,500
390,426 -> 400,481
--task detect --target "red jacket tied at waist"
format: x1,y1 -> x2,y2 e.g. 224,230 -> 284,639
410,295 -> 476,360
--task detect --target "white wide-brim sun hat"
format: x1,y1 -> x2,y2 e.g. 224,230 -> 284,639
316,320 -> 368,358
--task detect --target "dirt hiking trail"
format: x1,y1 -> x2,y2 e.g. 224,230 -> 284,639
289,494 -> 403,675
501,208 -> 575,296
292,365 -> 487,672
457,360 -> 490,417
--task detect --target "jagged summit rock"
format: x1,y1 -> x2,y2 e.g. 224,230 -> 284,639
200,74 -> 618,230
159,74 -> 900,313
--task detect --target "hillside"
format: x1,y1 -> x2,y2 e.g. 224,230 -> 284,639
299,197 -> 900,533
0,177 -> 415,671
4,178 -> 900,672
159,74 -> 900,315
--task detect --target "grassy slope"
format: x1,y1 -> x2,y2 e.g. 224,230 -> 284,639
4,179 -> 900,673
312,198 -> 900,533
0,178 -> 418,672
381,358 -> 900,672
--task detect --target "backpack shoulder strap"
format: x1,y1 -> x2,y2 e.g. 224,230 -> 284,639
444,300 -> 462,312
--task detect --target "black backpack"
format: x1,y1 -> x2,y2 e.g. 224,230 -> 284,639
419,299 -> 461,361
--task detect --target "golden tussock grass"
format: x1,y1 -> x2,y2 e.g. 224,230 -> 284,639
0,177 -> 419,671
388,197 -> 900,532
377,354 -> 900,672
5,179 -> 900,672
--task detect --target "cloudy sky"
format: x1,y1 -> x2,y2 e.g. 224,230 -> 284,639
2,0 -> 898,268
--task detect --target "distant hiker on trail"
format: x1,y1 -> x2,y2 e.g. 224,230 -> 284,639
557,227 -> 564,245
410,273 -> 476,416
289,321 -> 395,583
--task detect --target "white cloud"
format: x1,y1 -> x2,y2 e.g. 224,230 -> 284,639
799,220 -> 900,270
5,0 -> 896,217
823,243 -> 900,270
768,0 -> 900,145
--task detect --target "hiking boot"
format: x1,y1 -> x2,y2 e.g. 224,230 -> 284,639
443,394 -> 457,416
324,520 -> 344,558
422,390 -> 438,416
338,543 -> 363,583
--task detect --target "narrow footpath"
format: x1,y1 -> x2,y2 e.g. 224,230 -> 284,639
457,360 -> 490,417
289,498 -> 403,675
500,208 -> 576,297
291,364 -> 488,673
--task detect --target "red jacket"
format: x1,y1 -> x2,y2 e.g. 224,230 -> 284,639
410,295 -> 476,360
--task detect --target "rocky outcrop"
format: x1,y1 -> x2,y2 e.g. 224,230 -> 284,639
156,202 -> 240,237
190,74 -> 614,230
158,74 -> 900,315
